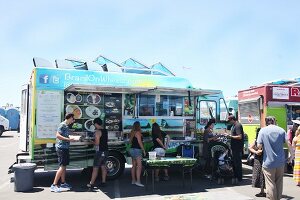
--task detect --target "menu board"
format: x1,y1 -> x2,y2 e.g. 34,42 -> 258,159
104,94 -> 122,131
36,90 -> 62,138
64,92 -> 104,133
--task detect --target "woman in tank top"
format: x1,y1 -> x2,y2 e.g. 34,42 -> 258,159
129,121 -> 146,187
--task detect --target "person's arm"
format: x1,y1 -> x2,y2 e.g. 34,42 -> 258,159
136,132 -> 146,156
208,135 -> 218,142
286,133 -> 295,162
165,134 -> 170,148
156,138 -> 165,149
94,130 -> 101,151
287,129 -> 292,146
249,141 -> 262,155
56,131 -> 75,142
248,141 -> 257,154
292,136 -> 297,150
256,130 -> 263,151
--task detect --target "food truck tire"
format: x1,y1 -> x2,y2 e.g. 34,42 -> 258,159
106,151 -> 125,180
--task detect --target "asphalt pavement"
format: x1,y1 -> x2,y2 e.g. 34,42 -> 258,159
0,131 -> 299,200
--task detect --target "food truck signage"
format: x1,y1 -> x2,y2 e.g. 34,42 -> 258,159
291,87 -> 300,97
272,87 -> 289,100
36,68 -> 193,90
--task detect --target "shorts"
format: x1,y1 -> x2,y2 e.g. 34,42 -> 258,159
56,148 -> 69,166
93,151 -> 108,167
129,148 -> 143,159
154,148 -> 166,157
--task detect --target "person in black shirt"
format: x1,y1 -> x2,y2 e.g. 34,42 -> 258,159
129,121 -> 146,187
152,122 -> 170,181
225,115 -> 244,183
87,118 -> 108,190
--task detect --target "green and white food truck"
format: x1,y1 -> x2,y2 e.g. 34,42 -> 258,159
15,57 -> 230,179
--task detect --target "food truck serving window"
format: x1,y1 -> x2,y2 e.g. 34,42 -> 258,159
156,95 -> 168,116
139,95 -> 155,116
287,105 -> 300,125
199,101 -> 217,125
138,94 -> 184,117
239,101 -> 260,124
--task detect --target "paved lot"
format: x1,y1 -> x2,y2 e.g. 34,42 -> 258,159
0,131 -> 299,200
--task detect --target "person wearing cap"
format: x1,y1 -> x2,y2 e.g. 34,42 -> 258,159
225,115 -> 244,184
257,116 -> 294,200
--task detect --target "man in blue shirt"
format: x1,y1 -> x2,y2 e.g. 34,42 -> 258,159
257,116 -> 294,200
50,113 -> 76,193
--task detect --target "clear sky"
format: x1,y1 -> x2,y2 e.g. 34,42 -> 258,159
1,0 -> 300,107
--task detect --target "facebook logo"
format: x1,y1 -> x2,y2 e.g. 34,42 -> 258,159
39,74 -> 49,84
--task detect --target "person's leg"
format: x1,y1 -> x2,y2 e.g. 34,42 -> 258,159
101,165 -> 107,183
53,166 -> 64,185
275,166 -> 284,200
232,151 -> 239,179
60,149 -> 69,184
136,156 -> 142,183
236,151 -> 243,181
263,167 -> 276,200
131,158 -> 137,183
89,167 -> 99,185
61,167 -> 66,183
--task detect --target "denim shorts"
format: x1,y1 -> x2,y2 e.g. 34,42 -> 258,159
129,148 -> 143,159
56,148 -> 69,166
93,151 -> 108,167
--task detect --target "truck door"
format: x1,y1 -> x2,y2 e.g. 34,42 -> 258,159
20,84 -> 29,151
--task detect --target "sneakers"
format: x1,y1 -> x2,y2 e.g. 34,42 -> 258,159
60,182 -> 72,189
131,180 -> 136,184
50,184 -> 61,193
135,182 -> 144,187
87,183 -> 95,191
255,192 -> 266,197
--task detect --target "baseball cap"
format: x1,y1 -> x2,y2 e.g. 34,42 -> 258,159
292,117 -> 300,125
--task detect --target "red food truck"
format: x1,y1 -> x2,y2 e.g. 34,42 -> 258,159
238,83 -> 300,144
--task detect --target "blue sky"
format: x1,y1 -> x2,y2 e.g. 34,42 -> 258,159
1,0 -> 300,107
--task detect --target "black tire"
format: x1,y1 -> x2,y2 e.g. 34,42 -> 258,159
0,126 -> 4,137
106,151 -> 125,180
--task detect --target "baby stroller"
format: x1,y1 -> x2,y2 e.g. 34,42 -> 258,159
209,142 -> 234,184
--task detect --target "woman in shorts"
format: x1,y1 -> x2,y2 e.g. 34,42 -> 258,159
129,121 -> 146,187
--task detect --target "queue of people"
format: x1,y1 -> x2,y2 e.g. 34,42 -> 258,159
50,113 -> 299,198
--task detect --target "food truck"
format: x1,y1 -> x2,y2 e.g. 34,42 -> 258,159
238,82 -> 300,144
15,57 -> 230,179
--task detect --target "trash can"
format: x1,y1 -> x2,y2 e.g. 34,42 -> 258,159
12,163 -> 36,192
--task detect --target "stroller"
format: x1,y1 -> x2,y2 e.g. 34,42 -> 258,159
209,141 -> 234,184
